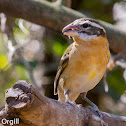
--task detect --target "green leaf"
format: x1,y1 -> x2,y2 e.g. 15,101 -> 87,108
0,54 -> 8,70
53,40 -> 67,56
14,65 -> 29,80
107,67 -> 126,101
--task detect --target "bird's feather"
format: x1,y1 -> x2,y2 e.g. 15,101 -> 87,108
54,44 -> 73,95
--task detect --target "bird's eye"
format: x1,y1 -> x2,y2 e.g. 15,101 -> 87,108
83,23 -> 89,28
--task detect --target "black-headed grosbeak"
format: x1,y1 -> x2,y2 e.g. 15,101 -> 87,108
54,18 -> 110,124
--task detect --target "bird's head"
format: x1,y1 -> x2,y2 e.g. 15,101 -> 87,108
62,18 -> 106,42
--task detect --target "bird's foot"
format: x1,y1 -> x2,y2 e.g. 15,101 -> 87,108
76,104 -> 83,108
88,105 -> 102,118
88,105 -> 108,126
65,100 -> 82,108
65,100 -> 76,106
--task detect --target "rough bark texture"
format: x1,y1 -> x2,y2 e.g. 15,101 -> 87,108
0,0 -> 126,59
0,80 -> 126,126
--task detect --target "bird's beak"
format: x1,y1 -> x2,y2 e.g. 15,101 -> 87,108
62,23 -> 78,37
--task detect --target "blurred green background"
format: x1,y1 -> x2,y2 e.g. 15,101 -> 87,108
0,0 -> 126,116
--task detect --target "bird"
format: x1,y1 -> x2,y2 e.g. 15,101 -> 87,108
54,18 -> 110,123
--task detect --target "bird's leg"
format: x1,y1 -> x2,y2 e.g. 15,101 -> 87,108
64,90 -> 76,105
81,93 -> 108,126
81,93 -> 102,117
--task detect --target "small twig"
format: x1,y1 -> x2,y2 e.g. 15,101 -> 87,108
10,33 -> 39,90
18,19 -> 29,34
103,72 -> 109,92
54,0 -> 63,7
0,62 -> 11,72
0,14 -> 39,90
103,53 -> 126,92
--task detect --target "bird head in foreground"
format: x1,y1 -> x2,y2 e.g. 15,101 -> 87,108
62,18 -> 106,42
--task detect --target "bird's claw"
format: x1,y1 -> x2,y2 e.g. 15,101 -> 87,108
88,105 -> 108,126
76,104 -> 83,108
88,105 -> 102,118
65,100 -> 76,106
101,120 -> 108,126
65,100 -> 83,108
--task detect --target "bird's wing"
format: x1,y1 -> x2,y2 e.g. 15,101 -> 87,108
54,43 -> 73,95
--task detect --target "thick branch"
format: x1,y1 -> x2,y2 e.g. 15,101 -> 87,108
0,0 -> 126,59
0,80 -> 126,126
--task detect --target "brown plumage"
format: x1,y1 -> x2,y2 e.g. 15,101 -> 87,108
54,18 -> 110,125
54,18 -> 110,101
54,43 -> 72,95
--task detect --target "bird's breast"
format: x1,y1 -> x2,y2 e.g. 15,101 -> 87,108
62,38 -> 109,93
69,42 -> 109,75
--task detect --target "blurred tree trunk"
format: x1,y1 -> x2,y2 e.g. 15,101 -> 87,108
0,0 -> 126,59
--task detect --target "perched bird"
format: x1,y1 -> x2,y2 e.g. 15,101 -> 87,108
54,18 -> 110,121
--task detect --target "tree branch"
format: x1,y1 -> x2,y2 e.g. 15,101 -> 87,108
0,0 -> 126,59
0,80 -> 126,126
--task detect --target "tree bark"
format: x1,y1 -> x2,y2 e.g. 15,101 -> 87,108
0,0 -> 126,59
0,80 -> 126,126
